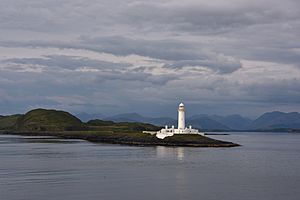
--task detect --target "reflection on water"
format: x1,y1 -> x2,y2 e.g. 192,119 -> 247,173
177,147 -> 184,161
155,146 -> 186,198
156,146 -> 185,161
0,133 -> 300,200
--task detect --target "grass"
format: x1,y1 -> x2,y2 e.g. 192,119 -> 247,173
14,108 -> 87,131
0,114 -> 22,130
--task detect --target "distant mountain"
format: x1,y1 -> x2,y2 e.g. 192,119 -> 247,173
105,113 -> 233,130
148,117 -> 177,126
76,112 -> 105,122
105,113 -> 144,122
249,111 -> 300,130
187,117 -> 231,130
74,110 -> 300,131
187,114 -> 252,130
208,114 -> 253,130
103,113 -> 253,130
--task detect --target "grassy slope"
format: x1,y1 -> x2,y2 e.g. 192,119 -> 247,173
0,115 -> 23,130
14,109 -> 87,131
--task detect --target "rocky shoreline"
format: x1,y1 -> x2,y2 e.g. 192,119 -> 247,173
2,131 -> 240,147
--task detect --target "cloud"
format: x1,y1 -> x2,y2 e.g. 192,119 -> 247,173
121,0 -> 300,34
2,55 -> 131,71
0,36 -> 243,74
0,54 -> 177,86
0,0 -> 299,117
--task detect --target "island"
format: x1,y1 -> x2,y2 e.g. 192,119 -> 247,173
0,108 -> 239,147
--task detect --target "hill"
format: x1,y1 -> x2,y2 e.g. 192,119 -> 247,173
250,111 -> 300,130
14,108 -> 87,131
2,109 -> 161,133
0,114 -> 23,130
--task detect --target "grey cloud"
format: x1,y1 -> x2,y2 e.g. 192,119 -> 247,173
0,36 -> 199,61
164,56 -> 241,74
241,78 -> 300,104
80,36 -> 242,73
0,36 -> 242,74
79,35 -> 198,61
122,1 -> 300,34
1,54 -> 176,85
0,0 -> 299,116
2,55 -> 131,71
238,46 -> 300,68
94,71 -> 176,85
1,0 -> 299,35
0,0 -> 122,33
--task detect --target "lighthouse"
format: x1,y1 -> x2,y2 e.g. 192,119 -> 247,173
178,103 -> 185,129
143,102 -> 205,139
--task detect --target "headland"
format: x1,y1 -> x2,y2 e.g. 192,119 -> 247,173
0,108 -> 239,147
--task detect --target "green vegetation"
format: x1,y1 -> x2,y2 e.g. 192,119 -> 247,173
0,108 -> 239,147
0,114 -> 22,130
87,119 -> 161,132
14,109 -> 87,131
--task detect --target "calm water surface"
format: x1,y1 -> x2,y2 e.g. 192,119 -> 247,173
0,132 -> 300,200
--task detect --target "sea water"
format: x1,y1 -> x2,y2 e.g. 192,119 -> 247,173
0,132 -> 299,200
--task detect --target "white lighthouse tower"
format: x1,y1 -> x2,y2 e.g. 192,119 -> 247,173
178,103 -> 185,130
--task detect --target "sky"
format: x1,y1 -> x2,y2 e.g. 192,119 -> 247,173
0,0 -> 299,118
